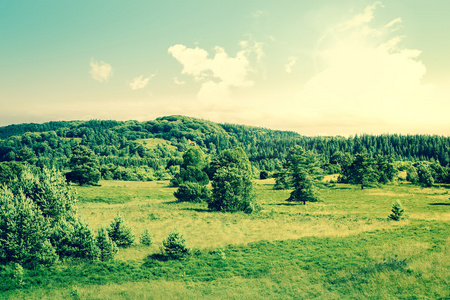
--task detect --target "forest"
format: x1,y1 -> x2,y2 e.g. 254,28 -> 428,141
1,115 -> 449,183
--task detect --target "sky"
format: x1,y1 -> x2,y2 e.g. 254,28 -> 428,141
1,1 -> 449,136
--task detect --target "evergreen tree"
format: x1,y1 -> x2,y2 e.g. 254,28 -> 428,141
285,146 -> 324,205
162,231 -> 190,260
346,153 -> 378,189
388,201 -> 405,221
140,229 -> 153,246
96,227 -> 118,261
0,188 -> 58,268
107,215 -> 135,248
66,145 -> 101,186
273,168 -> 291,190
0,166 -> 99,266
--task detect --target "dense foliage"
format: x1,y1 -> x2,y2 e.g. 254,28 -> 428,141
0,167 -> 99,268
209,148 -> 260,213
1,116 -> 449,183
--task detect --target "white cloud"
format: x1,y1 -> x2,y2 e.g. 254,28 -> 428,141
90,59 -> 113,82
287,1 -> 444,135
339,1 -> 382,31
174,77 -> 186,85
285,56 -> 298,74
128,75 -> 154,90
168,43 -> 255,102
385,17 -> 402,31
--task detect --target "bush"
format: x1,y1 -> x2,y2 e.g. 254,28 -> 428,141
174,182 -> 210,203
96,227 -> 118,261
162,231 -> 190,260
388,201 -> 405,221
107,216 -> 135,248
259,170 -> 269,180
51,218 -> 99,261
140,229 -> 153,246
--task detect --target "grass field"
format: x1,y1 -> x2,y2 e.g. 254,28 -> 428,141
3,180 -> 449,299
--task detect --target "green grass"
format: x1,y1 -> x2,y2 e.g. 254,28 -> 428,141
3,180 -> 449,299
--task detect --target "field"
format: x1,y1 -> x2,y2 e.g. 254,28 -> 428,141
3,180 -> 449,299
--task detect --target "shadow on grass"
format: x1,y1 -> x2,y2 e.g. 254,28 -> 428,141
428,203 -> 450,206
181,207 -> 210,212
162,201 -> 180,205
330,186 -> 354,190
145,253 -> 169,262
272,202 -> 304,206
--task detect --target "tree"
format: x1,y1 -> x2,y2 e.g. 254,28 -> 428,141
376,155 -> 397,184
346,153 -> 378,189
16,147 -> 37,165
416,162 -> 434,187
330,151 -> 353,175
140,229 -> 153,246
107,215 -> 135,248
388,201 -> 405,221
406,165 -> 419,184
0,188 -> 58,268
171,147 -> 209,187
162,231 -> 190,260
0,166 -> 99,267
96,227 -> 118,261
285,146 -> 324,205
208,148 -> 259,213
273,168 -> 291,190
66,145 -> 101,186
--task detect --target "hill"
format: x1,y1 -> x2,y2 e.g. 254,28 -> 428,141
0,115 -> 449,181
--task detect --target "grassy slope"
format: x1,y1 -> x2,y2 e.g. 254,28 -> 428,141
4,181 -> 449,299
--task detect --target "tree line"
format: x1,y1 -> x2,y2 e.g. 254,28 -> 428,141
1,116 -> 450,183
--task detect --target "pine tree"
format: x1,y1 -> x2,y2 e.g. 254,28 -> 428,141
162,231 -> 190,260
388,201 -> 405,221
96,227 -> 118,261
107,215 -> 135,248
140,229 -> 153,246
285,146 -> 324,205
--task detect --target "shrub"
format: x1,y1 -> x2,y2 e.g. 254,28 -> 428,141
51,218 -> 100,261
162,231 -> 190,259
388,201 -> 405,221
174,181 -> 210,203
140,229 -> 153,246
107,215 -> 135,248
96,227 -> 118,261
259,170 -> 269,180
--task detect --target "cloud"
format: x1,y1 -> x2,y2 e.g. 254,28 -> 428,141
385,17 -> 403,31
289,1 -> 441,135
285,56 -> 298,74
174,77 -> 186,85
168,43 -> 255,102
90,59 -> 113,82
339,1 -> 382,31
128,75 -> 154,90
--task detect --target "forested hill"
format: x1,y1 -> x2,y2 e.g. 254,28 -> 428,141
0,115 -> 449,179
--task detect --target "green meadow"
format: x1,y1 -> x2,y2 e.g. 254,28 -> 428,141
3,179 -> 449,299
